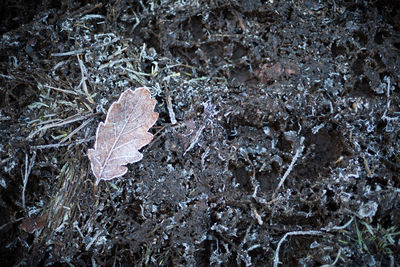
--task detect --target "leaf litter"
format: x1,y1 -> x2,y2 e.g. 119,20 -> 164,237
0,0 -> 399,266
88,87 -> 158,185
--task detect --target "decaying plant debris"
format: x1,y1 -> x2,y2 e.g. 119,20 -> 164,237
0,0 -> 399,266
88,87 -> 158,186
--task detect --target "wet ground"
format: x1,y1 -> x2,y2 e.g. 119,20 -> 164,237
0,0 -> 400,266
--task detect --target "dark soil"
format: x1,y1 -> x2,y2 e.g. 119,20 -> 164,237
1,0 -> 400,266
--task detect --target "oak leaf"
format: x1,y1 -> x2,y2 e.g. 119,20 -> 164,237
88,87 -> 158,185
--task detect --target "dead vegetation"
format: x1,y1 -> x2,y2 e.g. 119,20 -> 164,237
0,0 -> 400,266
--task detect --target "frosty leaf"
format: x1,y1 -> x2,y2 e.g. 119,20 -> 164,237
88,87 -> 158,185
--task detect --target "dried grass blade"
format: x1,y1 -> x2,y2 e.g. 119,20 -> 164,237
28,113 -> 94,139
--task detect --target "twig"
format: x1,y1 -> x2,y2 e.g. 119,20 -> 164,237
273,230 -> 324,267
271,137 -> 305,200
22,151 -> 36,209
85,230 -> 104,251
184,124 -> 205,156
201,147 -> 210,171
98,57 -> 132,70
237,224 -> 253,265
31,143 -> 70,150
44,84 -> 78,95
77,55 -> 95,104
81,14 -> 105,20
363,156 -> 372,177
164,83 -> 177,126
166,95 -> 177,125
51,50 -> 84,57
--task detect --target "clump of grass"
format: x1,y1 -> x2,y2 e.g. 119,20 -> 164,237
338,217 -> 400,263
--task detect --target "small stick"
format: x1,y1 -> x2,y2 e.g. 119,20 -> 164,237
22,151 -> 36,209
184,124 -> 205,156
51,50 -> 84,57
164,80 -> 177,125
274,230 -> 324,267
31,143 -> 69,150
271,137 -> 305,200
166,94 -> 177,125
363,156 -> 372,177
44,84 -> 78,95
77,55 -> 95,104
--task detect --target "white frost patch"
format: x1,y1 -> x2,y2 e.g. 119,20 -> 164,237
358,201 -> 378,219
0,178 -> 6,189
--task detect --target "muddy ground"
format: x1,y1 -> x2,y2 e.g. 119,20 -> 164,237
1,0 -> 400,266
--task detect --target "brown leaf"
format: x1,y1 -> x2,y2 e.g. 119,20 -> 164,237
20,213 -> 48,234
88,87 -> 158,185
255,61 -> 300,83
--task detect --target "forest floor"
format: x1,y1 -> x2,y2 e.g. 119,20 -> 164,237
0,0 -> 400,266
